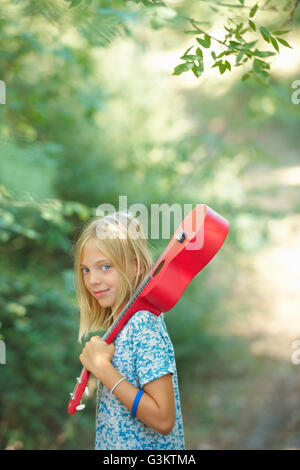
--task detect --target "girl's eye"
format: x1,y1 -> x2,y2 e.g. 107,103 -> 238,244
81,264 -> 111,274
102,264 -> 111,271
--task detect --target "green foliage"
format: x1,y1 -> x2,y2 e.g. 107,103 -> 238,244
173,5 -> 294,87
1,1 -> 296,88
0,188 -> 97,449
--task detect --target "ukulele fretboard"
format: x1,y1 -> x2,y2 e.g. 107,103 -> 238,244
102,273 -> 152,341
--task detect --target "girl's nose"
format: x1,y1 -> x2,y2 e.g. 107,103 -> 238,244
89,269 -> 103,284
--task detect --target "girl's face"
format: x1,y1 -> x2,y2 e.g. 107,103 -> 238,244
80,238 -> 137,316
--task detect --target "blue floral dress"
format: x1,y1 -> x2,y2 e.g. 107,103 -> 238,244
94,310 -> 185,450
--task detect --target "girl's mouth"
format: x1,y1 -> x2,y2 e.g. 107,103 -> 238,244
94,289 -> 110,297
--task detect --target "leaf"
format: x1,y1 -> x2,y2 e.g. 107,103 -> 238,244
254,59 -> 270,70
243,40 -> 258,49
276,37 -> 292,48
260,26 -> 271,43
253,68 -> 270,86
196,34 -> 211,48
271,30 -> 290,35
192,64 -> 199,78
211,60 -> 223,69
233,22 -> 246,39
192,60 -> 204,78
225,60 -> 231,71
173,62 -> 194,75
250,3 -> 258,18
219,63 -> 227,74
253,49 -> 276,57
180,54 -> 197,60
270,36 -> 279,52
242,73 -> 250,81
253,58 -> 270,73
236,23 -> 243,34
236,51 -> 244,63
196,47 -> 203,58
248,20 -> 256,31
229,40 -> 241,48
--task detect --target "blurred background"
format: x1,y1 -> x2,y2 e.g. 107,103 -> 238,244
0,0 -> 300,450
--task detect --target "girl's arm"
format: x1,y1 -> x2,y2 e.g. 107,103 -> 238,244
96,362 -> 176,436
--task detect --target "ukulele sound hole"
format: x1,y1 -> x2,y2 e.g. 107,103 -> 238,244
152,260 -> 165,277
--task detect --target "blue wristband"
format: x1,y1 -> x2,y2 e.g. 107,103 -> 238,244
131,389 -> 144,417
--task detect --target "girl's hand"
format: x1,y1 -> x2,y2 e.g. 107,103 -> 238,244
79,336 -> 115,377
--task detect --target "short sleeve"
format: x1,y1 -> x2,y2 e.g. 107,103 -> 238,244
131,312 -> 175,388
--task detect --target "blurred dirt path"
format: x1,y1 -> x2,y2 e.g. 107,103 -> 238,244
226,165 -> 300,449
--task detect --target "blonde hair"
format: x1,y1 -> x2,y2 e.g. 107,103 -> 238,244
73,211 -> 154,343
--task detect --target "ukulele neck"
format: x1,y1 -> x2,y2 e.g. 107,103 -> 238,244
102,273 -> 152,341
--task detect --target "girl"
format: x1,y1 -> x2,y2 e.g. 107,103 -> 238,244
75,211 -> 185,450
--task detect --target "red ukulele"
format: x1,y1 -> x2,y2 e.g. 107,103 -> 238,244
67,204 -> 229,414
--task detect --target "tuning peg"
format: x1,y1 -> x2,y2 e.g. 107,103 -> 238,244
76,404 -> 86,411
